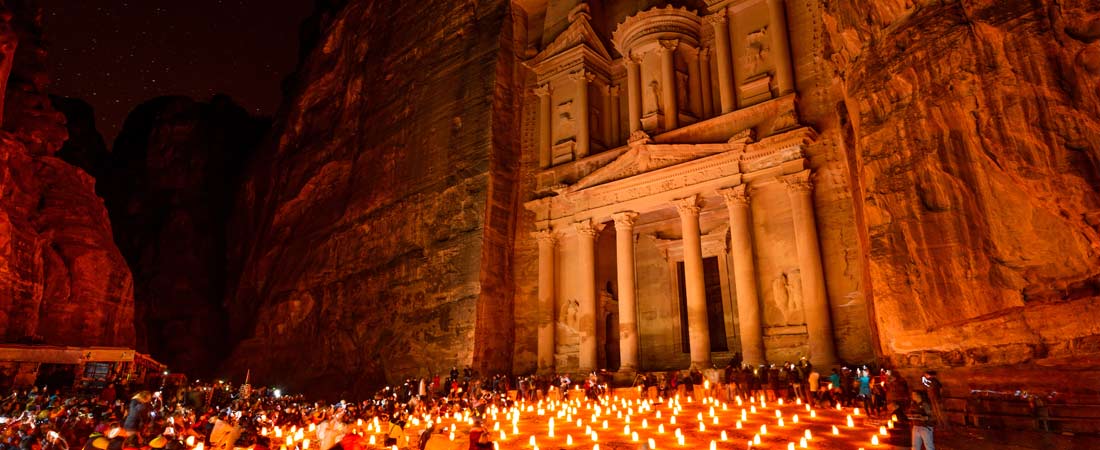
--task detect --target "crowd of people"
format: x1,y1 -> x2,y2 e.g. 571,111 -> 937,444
0,360 -> 945,450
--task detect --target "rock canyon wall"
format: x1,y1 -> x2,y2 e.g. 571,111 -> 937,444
0,1 -> 133,349
824,0 -> 1100,397
220,0 -> 525,397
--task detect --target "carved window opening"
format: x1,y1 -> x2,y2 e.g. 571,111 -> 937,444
676,256 -> 729,354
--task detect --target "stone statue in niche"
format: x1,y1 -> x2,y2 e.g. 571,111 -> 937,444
743,27 -> 771,76
772,269 -> 804,325
561,298 -> 580,330
557,101 -> 575,135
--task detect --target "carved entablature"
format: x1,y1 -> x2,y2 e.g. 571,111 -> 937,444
522,126 -> 817,229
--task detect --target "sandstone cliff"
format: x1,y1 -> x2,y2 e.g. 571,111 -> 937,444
103,95 -> 267,377
825,0 -> 1100,394
221,0 -> 525,397
0,0 -> 134,348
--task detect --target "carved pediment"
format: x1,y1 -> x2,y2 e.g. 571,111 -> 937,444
564,144 -> 726,193
530,6 -> 612,65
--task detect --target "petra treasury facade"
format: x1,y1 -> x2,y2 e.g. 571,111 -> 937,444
521,1 -> 866,374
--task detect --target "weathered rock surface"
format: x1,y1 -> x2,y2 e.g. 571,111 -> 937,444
824,0 -> 1100,394
220,0 -> 524,397
103,95 -> 267,377
0,0 -> 133,348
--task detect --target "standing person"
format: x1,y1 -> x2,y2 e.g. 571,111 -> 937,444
906,391 -> 935,450
122,392 -> 152,437
922,371 -> 947,428
807,369 -> 820,407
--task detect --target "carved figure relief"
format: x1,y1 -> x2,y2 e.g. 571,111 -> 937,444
556,100 -> 575,137
743,27 -> 771,76
561,298 -> 580,330
648,80 -> 661,114
772,269 -> 804,325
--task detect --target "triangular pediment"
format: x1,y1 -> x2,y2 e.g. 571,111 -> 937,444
564,145 -> 728,193
531,12 -> 612,65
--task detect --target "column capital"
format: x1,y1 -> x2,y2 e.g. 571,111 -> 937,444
717,184 -> 750,207
672,195 -> 701,217
532,228 -> 559,245
658,39 -> 680,52
533,84 -> 551,97
573,219 -> 605,237
704,10 -> 728,27
608,84 -> 620,97
612,211 -> 640,230
570,69 -> 595,83
780,170 -> 814,194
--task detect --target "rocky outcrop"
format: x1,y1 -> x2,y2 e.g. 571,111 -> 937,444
824,0 -> 1100,394
51,95 -> 109,182
103,95 -> 267,377
221,0 -> 524,397
0,0 -> 133,347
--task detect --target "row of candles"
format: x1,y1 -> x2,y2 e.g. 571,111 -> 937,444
254,391 -> 897,449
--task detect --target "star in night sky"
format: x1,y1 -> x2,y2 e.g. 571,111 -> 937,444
41,0 -> 313,142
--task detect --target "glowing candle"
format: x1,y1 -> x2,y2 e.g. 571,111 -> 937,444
712,416 -> 718,425
804,429 -> 812,440
778,418 -> 785,427
761,424 -> 767,435
642,419 -> 648,429
677,435 -> 685,446
529,435 -> 536,446
832,425 -> 839,435
750,405 -> 757,414
779,398 -> 784,406
736,420 -> 742,429
792,414 -> 799,423
847,415 -> 855,427
699,422 -> 706,432
787,443 -> 795,450
658,424 -> 665,434
632,432 -> 639,442
810,410 -> 816,418
854,408 -> 861,416
591,432 -> 598,442
776,410 -> 782,418
741,410 -> 748,422
648,438 -> 656,449
499,431 -> 506,440
671,416 -> 677,424
302,440 -> 310,450
871,435 -> 880,445
285,436 -> 293,448
753,434 -> 761,445
567,435 -> 573,445
710,441 -> 717,450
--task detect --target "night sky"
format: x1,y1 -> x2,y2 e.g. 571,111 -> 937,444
40,0 -> 314,142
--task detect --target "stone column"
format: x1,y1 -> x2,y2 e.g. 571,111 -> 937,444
625,56 -> 642,134
780,170 -> 837,367
572,70 -> 595,159
673,195 -> 711,369
535,84 -> 552,169
609,85 -> 621,147
699,47 -> 713,119
534,229 -> 558,374
717,185 -> 766,366
705,11 -> 736,113
612,212 -> 640,372
767,0 -> 795,95
601,84 -> 613,148
658,39 -> 679,131
574,219 -> 604,372
686,46 -> 702,119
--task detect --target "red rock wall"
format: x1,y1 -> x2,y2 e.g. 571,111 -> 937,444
0,0 -> 134,348
222,0 -> 523,396
825,0 -> 1100,393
